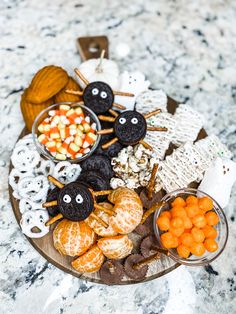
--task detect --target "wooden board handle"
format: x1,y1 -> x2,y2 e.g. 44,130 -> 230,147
77,36 -> 109,61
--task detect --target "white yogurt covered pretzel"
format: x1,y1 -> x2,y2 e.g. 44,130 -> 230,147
18,175 -> 49,203
20,209 -> 49,238
53,161 -> 81,184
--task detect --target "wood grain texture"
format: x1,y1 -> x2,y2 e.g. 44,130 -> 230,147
9,97 -> 207,285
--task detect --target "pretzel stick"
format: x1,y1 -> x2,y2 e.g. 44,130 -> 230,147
109,109 -> 119,117
98,115 -> 115,123
93,190 -> 113,196
133,252 -> 160,270
90,212 -> 108,228
139,140 -> 153,151
45,213 -> 63,226
147,126 -> 168,132
102,137 -> 118,149
65,89 -> 84,96
107,261 -> 115,273
74,68 -> 89,85
112,103 -> 126,110
113,91 -> 134,97
97,128 -> 114,135
96,49 -> 105,72
141,202 -> 164,224
94,203 -> 116,216
43,200 -> 58,208
48,175 -> 64,189
144,109 -> 161,119
147,163 -> 158,200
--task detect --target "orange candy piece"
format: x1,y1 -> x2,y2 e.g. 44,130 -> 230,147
192,214 -> 207,228
177,244 -> 190,258
204,239 -> 218,252
198,196 -> 213,213
190,242 -> 206,256
191,227 -> 205,243
205,211 -> 219,226
171,197 -> 186,208
202,225 -> 217,239
157,216 -> 170,231
161,232 -> 178,249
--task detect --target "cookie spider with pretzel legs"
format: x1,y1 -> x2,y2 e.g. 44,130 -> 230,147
66,68 -> 134,114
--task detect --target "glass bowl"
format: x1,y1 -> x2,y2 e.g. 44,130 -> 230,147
153,188 -> 228,266
32,102 -> 101,163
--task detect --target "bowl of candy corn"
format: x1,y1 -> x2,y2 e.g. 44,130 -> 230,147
153,188 -> 228,266
32,102 -> 101,162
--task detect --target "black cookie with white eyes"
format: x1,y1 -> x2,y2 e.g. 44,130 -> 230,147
58,182 -> 94,221
114,111 -> 147,145
80,154 -> 114,180
83,81 -> 114,114
46,187 -> 60,217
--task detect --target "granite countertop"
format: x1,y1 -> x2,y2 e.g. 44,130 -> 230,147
0,1 -> 236,313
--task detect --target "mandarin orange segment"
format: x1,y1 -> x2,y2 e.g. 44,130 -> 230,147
171,197 -> 186,208
177,244 -> 190,258
186,195 -> 198,205
191,227 -> 205,243
205,211 -> 219,226
53,219 -> 96,257
198,196 -> 213,213
157,216 -> 170,231
204,239 -> 218,252
202,225 -> 217,239
192,214 -> 207,228
190,242 -> 206,256
71,245 -> 105,273
97,235 -> 133,259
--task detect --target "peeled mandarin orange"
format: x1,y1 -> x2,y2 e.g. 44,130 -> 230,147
192,214 -> 207,228
190,242 -> 206,256
171,197 -> 186,208
186,195 -> 198,205
169,226 -> 185,237
160,211 -> 172,219
204,239 -> 218,252
157,216 -> 170,231
205,211 -> 219,226
185,204 -> 199,218
179,233 -> 195,247
198,196 -> 213,213
177,244 -> 190,258
170,217 -> 184,228
191,227 -> 205,243
161,232 -> 178,249
202,225 -> 217,239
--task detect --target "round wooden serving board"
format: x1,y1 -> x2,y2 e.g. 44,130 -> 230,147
9,97 -> 207,285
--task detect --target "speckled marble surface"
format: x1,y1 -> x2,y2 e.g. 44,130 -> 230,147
0,1 -> 236,313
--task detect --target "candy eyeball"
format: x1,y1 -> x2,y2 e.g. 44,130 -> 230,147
76,194 -> 84,204
92,88 -> 99,95
119,117 -> 126,124
131,117 -> 138,124
100,91 -> 107,99
63,194 -> 71,203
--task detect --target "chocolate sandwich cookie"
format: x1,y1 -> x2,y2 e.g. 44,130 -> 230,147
100,260 -> 124,285
77,170 -> 110,201
114,111 -> 147,145
83,81 -> 114,114
80,154 -> 114,180
46,187 -> 60,217
140,236 -> 161,258
124,254 -> 148,280
58,182 -> 94,221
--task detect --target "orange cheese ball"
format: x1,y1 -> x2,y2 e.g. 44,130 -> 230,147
205,211 -> 219,226
190,242 -> 206,256
179,233 -> 195,247
170,226 -> 185,237
185,204 -> 199,218
160,211 -> 172,219
177,244 -> 191,258
202,225 -> 217,239
198,196 -> 213,213
182,216 -> 193,229
192,214 -> 207,228
161,232 -> 178,249
186,195 -> 198,205
171,197 -> 186,208
191,227 -> 205,243
204,239 -> 218,252
157,216 -> 170,231
171,207 -> 187,218
170,217 -> 184,228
